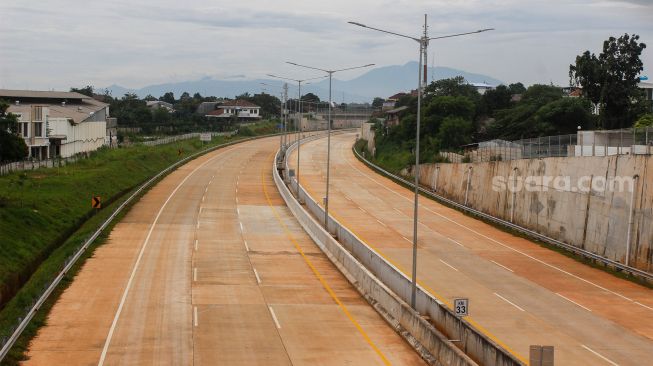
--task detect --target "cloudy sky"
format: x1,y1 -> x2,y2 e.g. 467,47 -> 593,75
1,0 -> 651,91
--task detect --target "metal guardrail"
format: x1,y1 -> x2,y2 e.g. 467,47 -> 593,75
0,132 -> 282,362
352,145 -> 653,282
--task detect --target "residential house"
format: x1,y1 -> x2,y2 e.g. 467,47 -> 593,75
205,99 -> 261,121
196,101 -> 221,115
385,106 -> 408,128
146,100 -> 174,112
2,89 -> 109,159
640,81 -> 653,113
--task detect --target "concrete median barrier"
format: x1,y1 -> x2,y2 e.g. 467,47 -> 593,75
274,138 -> 524,366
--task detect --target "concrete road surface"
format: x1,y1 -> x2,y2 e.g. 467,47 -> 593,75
289,132 -> 653,366
22,135 -> 426,366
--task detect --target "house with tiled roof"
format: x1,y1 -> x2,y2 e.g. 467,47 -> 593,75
205,99 -> 261,120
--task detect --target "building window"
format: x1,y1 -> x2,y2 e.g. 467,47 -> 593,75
22,123 -> 29,137
34,122 -> 43,137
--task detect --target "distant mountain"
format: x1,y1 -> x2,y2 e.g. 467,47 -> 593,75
104,62 -> 502,103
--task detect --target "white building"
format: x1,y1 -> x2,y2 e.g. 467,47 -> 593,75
2,90 -> 109,159
146,100 -> 174,112
639,81 -> 653,113
470,82 -> 496,95
205,99 -> 261,121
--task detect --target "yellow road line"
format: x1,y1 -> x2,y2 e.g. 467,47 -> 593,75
261,153 -> 392,366
294,150 -> 529,365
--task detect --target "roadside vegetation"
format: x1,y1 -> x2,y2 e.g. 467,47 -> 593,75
370,34 -> 648,168
0,131 -> 275,363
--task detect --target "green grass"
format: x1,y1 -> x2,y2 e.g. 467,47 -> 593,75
237,120 -> 280,136
0,132 -> 279,361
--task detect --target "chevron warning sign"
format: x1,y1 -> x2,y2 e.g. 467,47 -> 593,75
92,196 -> 101,209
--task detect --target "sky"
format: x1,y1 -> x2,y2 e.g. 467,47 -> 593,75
1,0 -> 651,92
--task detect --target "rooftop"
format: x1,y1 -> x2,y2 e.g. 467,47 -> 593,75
220,99 -> 260,108
0,89 -> 88,100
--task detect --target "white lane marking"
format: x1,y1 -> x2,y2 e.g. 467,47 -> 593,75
236,197 -> 239,204
491,260 -> 514,272
494,292 -> 525,312
212,174 -> 215,179
376,219 -> 387,227
358,206 -> 367,213
581,345 -> 619,366
557,293 -> 592,312
199,206 -> 203,213
196,221 -> 200,229
344,195 -> 352,201
343,151 -> 634,302
193,306 -> 198,327
193,267 -> 197,282
253,268 -> 261,284
194,239 -> 198,251
439,259 -> 458,272
447,237 -> 465,248
394,207 -> 407,216
208,180 -> 212,185
268,306 -> 281,329
635,301 -> 653,311
236,187 -> 238,193
239,222 -> 244,232
244,240 -> 250,252
204,187 -> 208,193
201,195 -> 205,202
97,148 -> 234,366
402,236 -> 412,244
237,207 -> 240,215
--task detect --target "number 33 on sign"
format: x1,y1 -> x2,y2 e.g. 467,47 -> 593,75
454,298 -> 468,317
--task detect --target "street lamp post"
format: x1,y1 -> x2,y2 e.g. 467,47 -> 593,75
261,82 -> 287,151
268,73 -> 327,191
349,15 -> 493,309
286,61 -> 374,229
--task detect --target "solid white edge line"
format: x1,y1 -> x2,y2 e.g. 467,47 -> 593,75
376,219 -> 387,227
194,239 -> 198,251
193,306 -> 198,327
253,268 -> 261,284
402,236 -> 412,243
97,151 -> 223,366
193,267 -> 197,282
634,301 -> 653,311
581,345 -> 619,366
556,293 -> 592,312
268,306 -> 281,329
494,292 -> 525,312
244,240 -> 250,252
439,259 -> 459,272
196,221 -> 200,229
239,222 -> 244,232
491,260 -> 514,272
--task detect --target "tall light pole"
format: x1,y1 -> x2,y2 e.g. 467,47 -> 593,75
286,61 -> 374,229
260,82 -> 287,152
349,15 -> 493,309
268,74 -> 327,190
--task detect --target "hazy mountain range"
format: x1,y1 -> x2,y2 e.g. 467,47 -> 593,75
105,62 -> 502,103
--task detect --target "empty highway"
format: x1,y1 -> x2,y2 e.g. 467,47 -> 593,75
289,132 -> 653,366
23,135 -> 425,366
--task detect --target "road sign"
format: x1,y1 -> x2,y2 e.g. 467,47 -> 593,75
199,133 -> 211,142
92,196 -> 101,209
454,298 -> 468,317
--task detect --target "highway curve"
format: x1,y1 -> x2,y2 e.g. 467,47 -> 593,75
289,132 -> 653,366
22,135 -> 426,366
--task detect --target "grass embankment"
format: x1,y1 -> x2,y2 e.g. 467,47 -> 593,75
0,131 -> 272,364
355,138 -> 412,175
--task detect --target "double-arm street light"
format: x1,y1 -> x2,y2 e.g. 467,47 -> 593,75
267,74 -> 328,190
286,61 -> 374,228
349,15 -> 493,309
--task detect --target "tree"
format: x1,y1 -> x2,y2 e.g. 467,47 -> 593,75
143,94 -> 157,101
0,99 -> 28,162
70,85 -> 94,97
437,116 -> 473,149
480,85 -> 512,117
634,114 -> 653,128
570,33 -> 647,128
532,97 -> 595,135
423,95 -> 475,136
372,97 -> 384,108
508,83 -> 526,95
160,92 -> 175,104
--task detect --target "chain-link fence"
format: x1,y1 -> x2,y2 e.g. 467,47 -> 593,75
456,127 -> 653,163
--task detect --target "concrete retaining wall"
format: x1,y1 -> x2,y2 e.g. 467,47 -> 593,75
277,139 -> 523,366
410,155 -> 653,273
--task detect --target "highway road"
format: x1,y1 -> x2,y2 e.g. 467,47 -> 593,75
289,132 -> 653,366
23,135 -> 426,365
